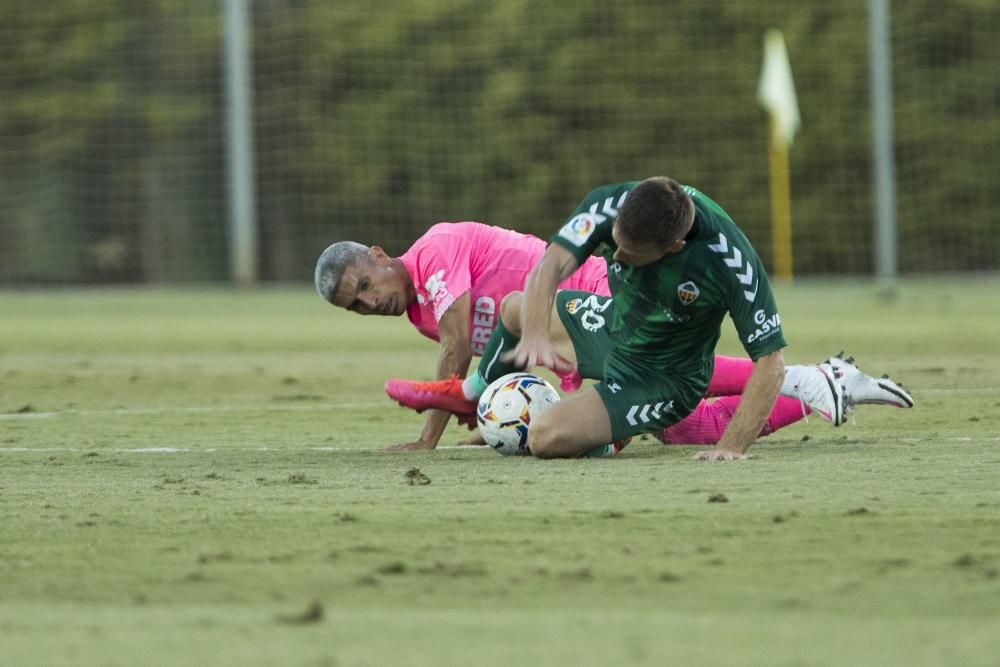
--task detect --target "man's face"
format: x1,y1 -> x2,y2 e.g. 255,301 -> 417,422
611,224 -> 684,267
330,250 -> 409,316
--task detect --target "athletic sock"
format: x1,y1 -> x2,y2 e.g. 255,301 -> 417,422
706,355 -> 754,397
660,394 -> 810,445
708,359 -> 822,403
463,319 -> 523,399
763,396 -> 811,434
461,374 -> 488,400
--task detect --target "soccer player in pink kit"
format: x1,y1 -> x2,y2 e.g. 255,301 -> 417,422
316,222 -> 610,451
316,222 -> 910,452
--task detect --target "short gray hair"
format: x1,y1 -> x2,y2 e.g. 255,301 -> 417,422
314,241 -> 370,303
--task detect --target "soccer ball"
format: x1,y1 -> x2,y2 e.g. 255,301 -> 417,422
477,372 -> 561,456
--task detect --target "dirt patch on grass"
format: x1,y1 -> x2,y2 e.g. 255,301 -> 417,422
276,600 -> 324,625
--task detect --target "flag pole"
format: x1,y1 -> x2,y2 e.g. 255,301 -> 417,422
767,115 -> 794,280
757,29 -> 800,282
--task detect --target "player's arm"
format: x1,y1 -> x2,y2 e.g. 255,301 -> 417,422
506,182 -> 628,372
696,229 -> 787,461
384,293 -> 473,451
504,243 -> 580,374
695,349 -> 784,460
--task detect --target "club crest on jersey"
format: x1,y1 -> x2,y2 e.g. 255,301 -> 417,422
677,281 -> 700,305
558,213 -> 598,247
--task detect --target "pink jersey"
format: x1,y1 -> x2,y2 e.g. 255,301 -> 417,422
400,222 -> 610,355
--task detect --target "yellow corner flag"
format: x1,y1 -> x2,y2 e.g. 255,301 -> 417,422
757,29 -> 800,281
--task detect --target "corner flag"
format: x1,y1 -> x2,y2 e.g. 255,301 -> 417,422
757,29 -> 799,280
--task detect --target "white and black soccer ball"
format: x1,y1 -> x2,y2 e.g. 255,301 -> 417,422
476,372 -> 561,456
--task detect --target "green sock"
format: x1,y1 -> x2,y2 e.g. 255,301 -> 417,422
581,444 -> 615,458
474,318 -> 523,386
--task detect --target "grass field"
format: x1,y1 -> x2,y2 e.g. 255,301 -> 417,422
2,280 -> 999,666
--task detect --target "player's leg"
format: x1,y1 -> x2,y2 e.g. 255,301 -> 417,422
706,355 -> 755,396
658,353 -> 915,445
526,387 -> 614,458
715,352 -> 915,410
709,355 -> 847,425
535,354 -> 704,458
464,290 -> 578,395
659,395 -> 812,445
385,290 -> 579,413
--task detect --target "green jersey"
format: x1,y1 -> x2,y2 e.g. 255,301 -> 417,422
550,181 -> 787,395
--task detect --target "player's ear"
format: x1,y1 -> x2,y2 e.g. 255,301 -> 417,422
666,239 -> 686,254
369,246 -> 392,265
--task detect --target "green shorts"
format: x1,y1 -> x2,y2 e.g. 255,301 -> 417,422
556,290 -> 702,441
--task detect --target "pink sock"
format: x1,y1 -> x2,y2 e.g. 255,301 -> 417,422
660,395 -> 810,445
661,399 -> 730,444
706,355 -> 755,397
764,396 -> 812,435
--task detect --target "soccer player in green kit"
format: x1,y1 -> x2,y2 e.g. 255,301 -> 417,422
395,177 -> 797,460
508,176 -> 787,460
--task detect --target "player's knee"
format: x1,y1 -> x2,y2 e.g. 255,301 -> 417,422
499,291 -> 524,335
526,410 -> 561,459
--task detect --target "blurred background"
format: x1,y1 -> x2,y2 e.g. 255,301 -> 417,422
0,0 -> 996,285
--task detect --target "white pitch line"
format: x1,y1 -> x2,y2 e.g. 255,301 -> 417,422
0,402 -> 384,421
1,440 -> 997,455
2,386 -> 997,421
0,445 -> 481,454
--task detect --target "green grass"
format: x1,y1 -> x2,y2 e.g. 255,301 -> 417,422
1,281 -> 999,666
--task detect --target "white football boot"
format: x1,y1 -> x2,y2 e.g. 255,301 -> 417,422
783,364 -> 846,426
825,352 -> 914,409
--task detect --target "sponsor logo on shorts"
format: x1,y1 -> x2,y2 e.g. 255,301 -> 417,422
747,309 -> 781,343
607,381 -> 622,394
677,281 -> 700,305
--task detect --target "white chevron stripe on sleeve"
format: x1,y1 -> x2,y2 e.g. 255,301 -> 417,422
723,246 -> 742,268
708,233 -> 728,253
709,232 -> 761,302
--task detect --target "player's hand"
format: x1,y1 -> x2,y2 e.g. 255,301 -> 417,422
693,447 -> 747,461
383,439 -> 437,452
502,335 -> 575,375
456,432 -> 486,446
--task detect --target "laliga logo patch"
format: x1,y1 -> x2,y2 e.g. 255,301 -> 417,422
677,281 -> 700,305
565,298 -> 583,314
558,213 -> 598,247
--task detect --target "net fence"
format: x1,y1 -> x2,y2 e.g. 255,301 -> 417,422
0,0 -> 996,284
